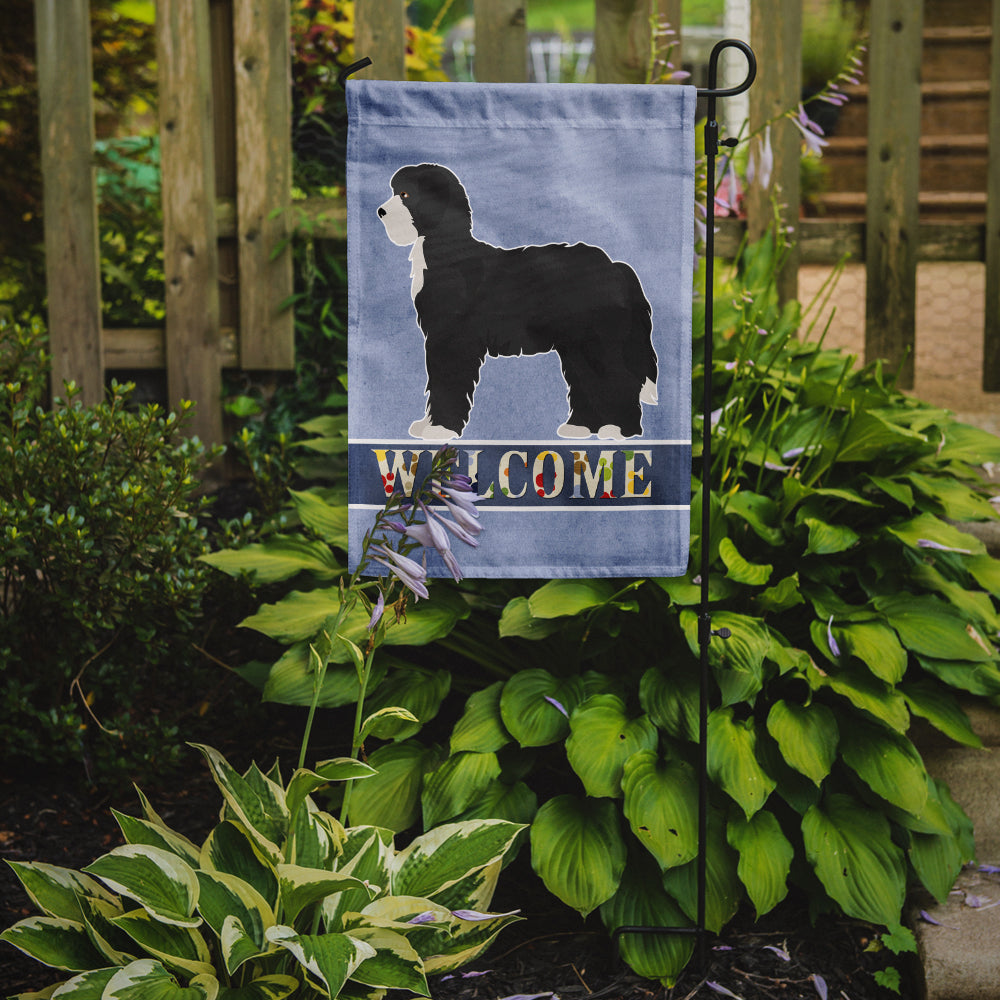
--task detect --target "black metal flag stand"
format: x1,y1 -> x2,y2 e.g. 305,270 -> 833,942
340,38 -> 758,974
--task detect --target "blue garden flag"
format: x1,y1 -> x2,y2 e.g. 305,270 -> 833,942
347,80 -> 696,578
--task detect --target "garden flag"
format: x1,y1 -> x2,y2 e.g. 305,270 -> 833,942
346,79 -> 696,578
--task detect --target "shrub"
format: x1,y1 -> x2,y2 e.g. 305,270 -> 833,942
0,317 -> 220,783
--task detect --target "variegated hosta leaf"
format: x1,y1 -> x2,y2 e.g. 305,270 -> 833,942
214,974 -> 299,1000
565,695 -> 658,799
529,795 -> 626,917
285,760 -> 375,824
276,864 -> 375,925
707,707 -> 776,819
727,810 -> 793,918
102,958 -> 218,999
200,822 -> 278,910
265,926 -> 375,998
4,862 -> 118,922
802,793 -> 906,926
195,871 -> 274,973
0,916 -> 107,971
838,718 -> 929,817
421,751 -> 502,829
421,907 -> 522,975
112,811 -> 201,868
344,926 -> 429,995
77,894 -> 136,966
46,966 -> 118,997
424,859 -> 501,916
765,700 -> 838,786
621,751 -> 699,871
599,853 -> 694,987
450,681 -> 511,754
83,846 -> 200,928
288,802 -> 343,870
323,829 -> 393,931
499,669 -> 585,747
190,745 -> 287,863
391,820 -> 524,901
110,908 -> 214,978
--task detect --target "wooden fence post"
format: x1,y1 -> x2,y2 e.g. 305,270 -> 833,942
34,0 -> 104,405
983,0 -> 1000,390
474,0 -> 527,83
233,0 -> 294,369
157,0 -> 223,445
354,0 -> 407,80
594,0 -> 666,84
865,0 -> 923,389
746,0 -> 801,305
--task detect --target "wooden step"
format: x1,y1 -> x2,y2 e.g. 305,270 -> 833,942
922,25 -> 992,83
813,190 -> 987,222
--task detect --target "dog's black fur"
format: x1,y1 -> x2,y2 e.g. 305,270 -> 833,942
379,163 -> 656,438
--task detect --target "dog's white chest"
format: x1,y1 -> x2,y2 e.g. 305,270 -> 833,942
408,237 -> 426,299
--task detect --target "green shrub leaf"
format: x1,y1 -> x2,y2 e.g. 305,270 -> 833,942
200,535 -> 341,584
288,488 -> 349,547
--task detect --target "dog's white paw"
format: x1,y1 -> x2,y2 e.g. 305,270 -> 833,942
557,423 -> 593,439
415,423 -> 459,441
409,416 -> 432,437
640,379 -> 658,405
597,424 -> 625,440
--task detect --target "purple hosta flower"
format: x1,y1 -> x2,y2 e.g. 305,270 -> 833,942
747,124 -> 774,190
827,615 -> 841,657
812,974 -> 828,1000
919,909 -> 958,929
706,983 -> 742,999
791,104 -> 829,156
451,908 -> 521,921
714,156 -> 742,216
432,481 -> 483,521
371,543 -> 430,600
367,591 -> 385,631
917,538 -> 973,555
979,864 -> 1000,874
763,944 -> 791,962
417,501 -> 463,581
441,970 -> 493,982
544,695 -> 569,718
430,501 -> 481,547
407,911 -> 438,925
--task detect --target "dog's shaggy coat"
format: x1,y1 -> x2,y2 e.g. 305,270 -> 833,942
378,163 -> 657,440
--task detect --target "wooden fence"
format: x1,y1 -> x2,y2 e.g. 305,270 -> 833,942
33,0 -> 1000,445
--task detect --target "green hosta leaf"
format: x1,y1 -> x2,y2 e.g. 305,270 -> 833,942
362,667 -> 451,740
453,779 -> 538,827
874,594 -> 995,662
718,537 -> 772,586
911,562 -> 1000,632
839,719 -> 929,816
499,670 -> 584,747
909,828 -> 965,905
393,820 -> 524,900
347,740 -> 442,832
810,661 -> 910,732
835,621 -> 907,684
566,695 -> 658,798
765,701 -> 838,786
360,706 -> 421,742
530,795 -> 626,917
639,664 -> 699,742
803,517 -> 859,556
450,682 -> 511,754
112,812 -> 201,868
916,655 -> 1000,697
680,610 -> 770,706
265,926 -> 375,998
755,573 -> 804,614
346,926 -> 428,994
707,708 -> 776,818
200,535 -> 341,584
835,410 -> 927,463
195,871 -> 273,973
5,862 -> 118,922
497,597 -> 564,639
216,976 -> 299,1000
0,916 -> 107,971
103,959 -> 218,1000
724,490 -> 784,545
527,579 -> 616,618
802,793 -> 906,926
655,572 -> 737,606
83,846 -> 200,928
200,822 -> 278,910
111,909 -> 214,978
260,643 -> 388,709
661,810 -> 741,933
621,751 -> 698,871
967,553 -> 1000,597
288,488 -> 349,547
901,680 -> 983,748
866,474 -> 914,509
727,811 -> 793,918
277,865 -> 374,925
886,512 -> 985,556
935,421 -> 1000,464
599,853 -> 694,987
190,746 -> 287,863
421,751 -> 502,828
908,472 -> 998,521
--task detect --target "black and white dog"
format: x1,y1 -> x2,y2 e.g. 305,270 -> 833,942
377,163 -> 657,440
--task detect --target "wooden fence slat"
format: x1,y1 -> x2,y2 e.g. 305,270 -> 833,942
864,0 -> 923,389
473,0 -> 527,82
354,0 -> 407,81
157,0 -> 223,445
233,0 -> 294,369
747,0 -> 801,305
34,0 -> 103,405
983,0 -> 1000,389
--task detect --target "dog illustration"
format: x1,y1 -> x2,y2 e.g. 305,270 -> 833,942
377,163 -> 658,440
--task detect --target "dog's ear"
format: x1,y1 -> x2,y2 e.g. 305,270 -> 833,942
405,165 -> 472,237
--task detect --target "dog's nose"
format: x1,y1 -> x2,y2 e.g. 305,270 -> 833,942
377,207 -> 386,218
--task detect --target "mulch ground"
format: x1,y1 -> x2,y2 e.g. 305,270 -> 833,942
1,739 -> 913,1000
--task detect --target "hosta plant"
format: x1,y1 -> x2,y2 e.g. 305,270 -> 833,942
1,744 -> 523,999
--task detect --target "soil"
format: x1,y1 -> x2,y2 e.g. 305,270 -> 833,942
0,737 -> 913,1000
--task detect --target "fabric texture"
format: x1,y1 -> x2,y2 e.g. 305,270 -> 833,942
347,79 -> 696,578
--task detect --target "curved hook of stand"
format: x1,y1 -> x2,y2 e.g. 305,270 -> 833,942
697,38 -> 756,99
337,56 -> 373,90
